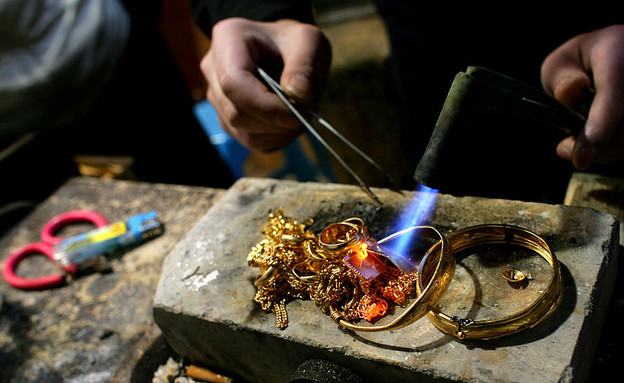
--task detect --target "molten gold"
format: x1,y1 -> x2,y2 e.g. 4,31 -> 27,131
421,224 -> 562,340
331,225 -> 454,332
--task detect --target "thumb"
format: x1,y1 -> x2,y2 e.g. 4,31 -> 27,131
282,65 -> 315,103
275,22 -> 331,105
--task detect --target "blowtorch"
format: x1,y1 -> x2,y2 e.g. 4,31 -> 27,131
413,66 -> 592,201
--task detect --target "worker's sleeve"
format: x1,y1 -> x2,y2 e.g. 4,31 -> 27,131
189,0 -> 314,37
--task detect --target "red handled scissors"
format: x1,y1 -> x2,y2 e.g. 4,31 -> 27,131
2,210 -> 108,290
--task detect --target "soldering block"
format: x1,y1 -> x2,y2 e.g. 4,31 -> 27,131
153,177 -> 619,383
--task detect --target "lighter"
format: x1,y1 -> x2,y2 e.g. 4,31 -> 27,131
53,210 -> 164,267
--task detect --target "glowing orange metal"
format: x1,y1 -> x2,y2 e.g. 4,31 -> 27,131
343,244 -> 387,281
356,243 -> 368,260
360,298 -> 389,322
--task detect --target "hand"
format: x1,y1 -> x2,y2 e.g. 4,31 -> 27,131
200,18 -> 331,151
541,25 -> 624,169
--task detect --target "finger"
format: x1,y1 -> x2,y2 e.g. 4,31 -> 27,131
207,76 -> 304,149
209,61 -> 301,132
271,22 -> 331,105
207,77 -> 301,135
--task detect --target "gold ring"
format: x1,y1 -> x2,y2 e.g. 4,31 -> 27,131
280,233 -> 304,246
331,225 -> 455,331
318,220 -> 363,253
253,265 -> 276,287
292,262 -> 317,284
420,224 -> 562,340
303,239 -> 330,261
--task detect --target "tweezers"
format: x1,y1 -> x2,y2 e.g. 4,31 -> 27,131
255,66 -> 394,205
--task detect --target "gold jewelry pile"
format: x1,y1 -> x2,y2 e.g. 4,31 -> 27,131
248,209 -> 428,330
247,208 -> 562,340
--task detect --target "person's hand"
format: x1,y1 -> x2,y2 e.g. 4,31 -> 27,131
200,18 -> 331,151
541,24 -> 624,170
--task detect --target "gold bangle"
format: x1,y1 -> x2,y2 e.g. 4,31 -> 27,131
420,224 -> 562,340
331,225 -> 455,332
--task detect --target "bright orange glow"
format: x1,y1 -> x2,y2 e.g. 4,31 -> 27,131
360,298 -> 389,322
355,243 -> 368,260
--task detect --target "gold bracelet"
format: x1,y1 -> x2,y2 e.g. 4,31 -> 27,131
420,224 -> 562,340
330,225 -> 455,332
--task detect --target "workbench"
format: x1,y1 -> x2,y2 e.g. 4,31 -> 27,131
0,177 -> 224,382
0,174 -> 622,382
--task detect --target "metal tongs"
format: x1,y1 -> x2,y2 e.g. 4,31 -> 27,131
255,66 -> 394,204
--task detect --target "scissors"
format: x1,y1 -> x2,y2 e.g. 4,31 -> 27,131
2,209 -> 163,290
2,210 -> 108,290
255,66 -> 397,204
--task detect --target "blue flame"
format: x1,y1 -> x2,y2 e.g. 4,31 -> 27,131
384,184 -> 439,256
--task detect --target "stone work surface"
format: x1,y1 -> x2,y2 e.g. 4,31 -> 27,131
0,177 -> 223,383
153,177 -> 619,383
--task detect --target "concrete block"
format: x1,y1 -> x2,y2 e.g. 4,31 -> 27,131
153,177 -> 619,383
